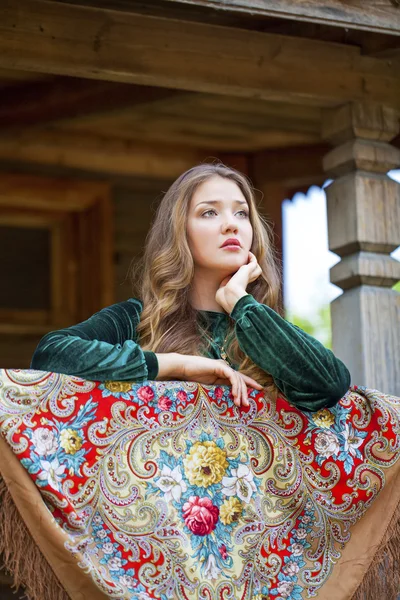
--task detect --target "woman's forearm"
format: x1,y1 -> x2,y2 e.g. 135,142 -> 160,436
155,353 -> 184,380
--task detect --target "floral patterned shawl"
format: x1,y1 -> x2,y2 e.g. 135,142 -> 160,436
0,369 -> 399,600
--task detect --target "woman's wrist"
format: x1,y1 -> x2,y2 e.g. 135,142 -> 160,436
223,289 -> 248,314
155,353 -> 184,380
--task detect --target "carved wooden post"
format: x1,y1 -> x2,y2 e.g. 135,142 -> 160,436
322,102 -> 400,394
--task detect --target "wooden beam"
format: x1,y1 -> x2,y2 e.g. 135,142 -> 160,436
251,144 -> 330,190
0,1 -> 399,109
0,130 -> 208,178
0,174 -> 109,212
162,0 -> 400,36
0,78 -> 183,130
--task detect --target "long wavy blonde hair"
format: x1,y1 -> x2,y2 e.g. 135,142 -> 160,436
133,162 -> 282,397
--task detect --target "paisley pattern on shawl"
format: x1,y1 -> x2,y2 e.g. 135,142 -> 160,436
0,369 -> 399,600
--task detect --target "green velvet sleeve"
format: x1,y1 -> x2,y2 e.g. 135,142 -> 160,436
30,298 -> 159,382
230,294 -> 351,411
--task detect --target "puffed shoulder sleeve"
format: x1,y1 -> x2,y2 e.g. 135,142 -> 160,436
230,294 -> 351,411
30,298 -> 158,382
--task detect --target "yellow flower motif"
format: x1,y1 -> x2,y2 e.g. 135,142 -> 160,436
313,408 -> 335,429
220,497 -> 243,525
60,429 -> 83,455
183,441 -> 228,488
104,381 -> 132,393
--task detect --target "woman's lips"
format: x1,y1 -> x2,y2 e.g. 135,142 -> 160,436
221,239 -> 241,248
221,244 -> 241,250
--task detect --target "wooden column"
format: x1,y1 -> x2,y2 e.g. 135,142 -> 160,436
322,102 -> 400,395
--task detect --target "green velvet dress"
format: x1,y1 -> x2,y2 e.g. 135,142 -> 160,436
30,294 -> 351,412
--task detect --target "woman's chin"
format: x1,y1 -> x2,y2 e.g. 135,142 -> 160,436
214,256 -> 247,273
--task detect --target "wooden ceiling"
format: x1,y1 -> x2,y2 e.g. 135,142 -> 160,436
0,0 -> 399,183
0,69 -> 320,152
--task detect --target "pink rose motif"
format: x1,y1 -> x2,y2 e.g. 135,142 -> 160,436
214,387 -> 224,400
137,386 -> 155,403
158,395 -> 172,411
177,390 -> 188,403
182,496 -> 219,536
218,544 -> 228,560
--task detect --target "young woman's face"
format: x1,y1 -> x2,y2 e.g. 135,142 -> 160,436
186,175 -> 253,274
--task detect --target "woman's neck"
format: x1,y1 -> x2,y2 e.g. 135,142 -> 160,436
189,270 -> 226,313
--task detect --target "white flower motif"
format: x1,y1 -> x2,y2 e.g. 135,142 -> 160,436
155,465 -> 187,502
294,528 -> 308,540
277,580 -> 295,598
37,458 -> 65,491
290,543 -> 304,557
93,515 -> 103,525
341,423 -> 364,457
31,428 -> 58,456
314,430 -> 340,459
221,464 -> 256,504
302,515 -> 312,524
283,560 -> 300,576
97,529 -> 108,539
119,574 -> 135,588
108,556 -> 123,571
203,554 -> 221,580
102,542 -> 114,554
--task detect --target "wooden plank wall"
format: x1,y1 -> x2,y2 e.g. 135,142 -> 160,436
0,178 -> 172,368
114,180 -> 172,303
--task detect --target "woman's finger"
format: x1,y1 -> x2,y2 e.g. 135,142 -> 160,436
230,371 -> 239,405
215,361 -> 263,403
239,374 -> 248,407
233,372 -> 242,407
217,368 -> 240,405
240,374 -> 263,390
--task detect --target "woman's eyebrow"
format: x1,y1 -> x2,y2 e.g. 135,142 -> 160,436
196,199 -> 248,207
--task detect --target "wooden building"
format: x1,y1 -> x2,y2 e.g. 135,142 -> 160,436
0,1 -> 399,389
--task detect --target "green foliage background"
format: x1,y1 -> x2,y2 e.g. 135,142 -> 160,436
286,305 -> 332,349
286,279 -> 399,350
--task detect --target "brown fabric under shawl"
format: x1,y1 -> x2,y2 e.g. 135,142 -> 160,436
350,475 -> 400,600
0,476 -> 69,600
0,436 -> 107,600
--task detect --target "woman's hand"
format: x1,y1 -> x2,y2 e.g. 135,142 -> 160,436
157,353 -> 263,407
215,252 -> 262,314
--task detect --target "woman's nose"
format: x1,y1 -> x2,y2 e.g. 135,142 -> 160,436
222,221 -> 238,233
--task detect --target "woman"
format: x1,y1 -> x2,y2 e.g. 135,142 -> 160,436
31,163 -> 350,411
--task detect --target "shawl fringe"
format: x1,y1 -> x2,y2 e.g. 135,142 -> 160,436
351,497 -> 400,600
0,476 -> 69,600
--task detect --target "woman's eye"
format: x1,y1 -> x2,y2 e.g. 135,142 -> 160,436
201,209 -> 249,218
